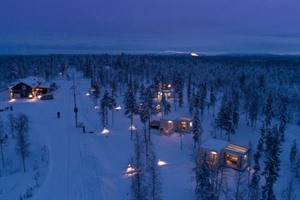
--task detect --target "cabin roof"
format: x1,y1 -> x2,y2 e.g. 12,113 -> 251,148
201,138 -> 229,152
223,143 -> 249,155
176,116 -> 193,121
10,76 -> 45,88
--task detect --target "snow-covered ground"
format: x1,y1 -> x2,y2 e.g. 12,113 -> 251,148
0,71 -> 299,200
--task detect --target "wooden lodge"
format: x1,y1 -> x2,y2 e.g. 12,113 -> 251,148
9,76 -> 48,99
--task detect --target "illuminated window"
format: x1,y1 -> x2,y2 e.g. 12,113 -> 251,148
210,152 -> 218,166
225,153 -> 239,168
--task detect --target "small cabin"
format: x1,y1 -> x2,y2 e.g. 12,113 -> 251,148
199,139 -> 250,171
159,118 -> 174,136
174,116 -> 193,132
157,83 -> 173,99
157,116 -> 193,135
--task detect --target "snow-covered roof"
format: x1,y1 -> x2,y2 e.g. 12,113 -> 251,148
201,138 -> 229,152
223,143 -> 249,155
10,76 -> 45,88
176,116 -> 193,121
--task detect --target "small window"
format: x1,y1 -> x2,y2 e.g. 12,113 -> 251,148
22,85 -> 26,90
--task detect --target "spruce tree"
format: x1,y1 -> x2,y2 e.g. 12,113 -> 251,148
249,96 -> 259,128
209,86 -> 216,117
261,126 -> 281,200
232,90 -> 239,129
223,100 -> 235,141
124,86 -> 138,140
194,153 -> 216,200
187,74 -> 192,104
146,145 -> 163,200
263,93 -> 274,128
289,140 -> 299,177
198,82 -> 207,120
15,113 -> 30,172
131,131 -> 148,200
278,98 -> 288,142
0,116 -> 7,169
192,109 -> 203,149
100,90 -> 110,127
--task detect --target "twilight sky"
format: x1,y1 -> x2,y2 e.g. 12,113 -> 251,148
0,0 -> 299,55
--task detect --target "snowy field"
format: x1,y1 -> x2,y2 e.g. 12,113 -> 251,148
0,71 -> 299,200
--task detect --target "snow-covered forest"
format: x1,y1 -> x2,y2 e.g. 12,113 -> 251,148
0,54 -> 299,200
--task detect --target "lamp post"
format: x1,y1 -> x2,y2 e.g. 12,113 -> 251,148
72,73 -> 78,127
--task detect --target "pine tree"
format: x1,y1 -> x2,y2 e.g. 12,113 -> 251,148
232,90 -> 239,129
289,140 -> 299,177
278,98 -> 288,142
198,82 -> 207,120
146,85 -> 155,141
100,90 -> 110,127
209,86 -> 216,117
139,84 -> 150,144
173,73 -> 184,107
131,131 -> 148,200
263,93 -> 274,128
249,96 -> 259,128
15,113 -> 30,172
192,109 -> 203,149
194,153 -> 216,200
258,74 -> 266,93
0,116 -> 8,169
223,100 -> 235,141
289,140 -> 298,164
187,74 -> 192,104
215,93 -> 228,137
124,86 -> 138,140
261,125 -> 281,200
249,138 -> 263,200
146,145 -> 163,200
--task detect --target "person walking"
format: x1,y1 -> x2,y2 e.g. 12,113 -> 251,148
57,112 -> 60,118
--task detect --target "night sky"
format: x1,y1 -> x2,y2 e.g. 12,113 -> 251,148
0,0 -> 299,55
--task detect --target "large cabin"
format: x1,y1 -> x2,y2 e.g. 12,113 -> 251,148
199,138 -> 250,171
9,76 -> 47,99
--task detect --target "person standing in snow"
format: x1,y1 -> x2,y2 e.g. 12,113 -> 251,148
82,125 -> 86,133
57,112 -> 60,118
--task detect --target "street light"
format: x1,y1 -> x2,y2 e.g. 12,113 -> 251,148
71,73 -> 78,127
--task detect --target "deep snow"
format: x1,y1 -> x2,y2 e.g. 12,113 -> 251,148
0,71 -> 299,200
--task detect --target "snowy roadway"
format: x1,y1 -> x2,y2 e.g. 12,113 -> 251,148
31,73 -> 132,200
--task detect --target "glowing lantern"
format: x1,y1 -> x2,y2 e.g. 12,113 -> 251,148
129,125 -> 137,131
124,164 -> 137,176
157,159 -> 167,166
115,105 -> 122,110
101,128 -> 110,134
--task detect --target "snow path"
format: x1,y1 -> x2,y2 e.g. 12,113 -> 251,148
33,74 -> 106,200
